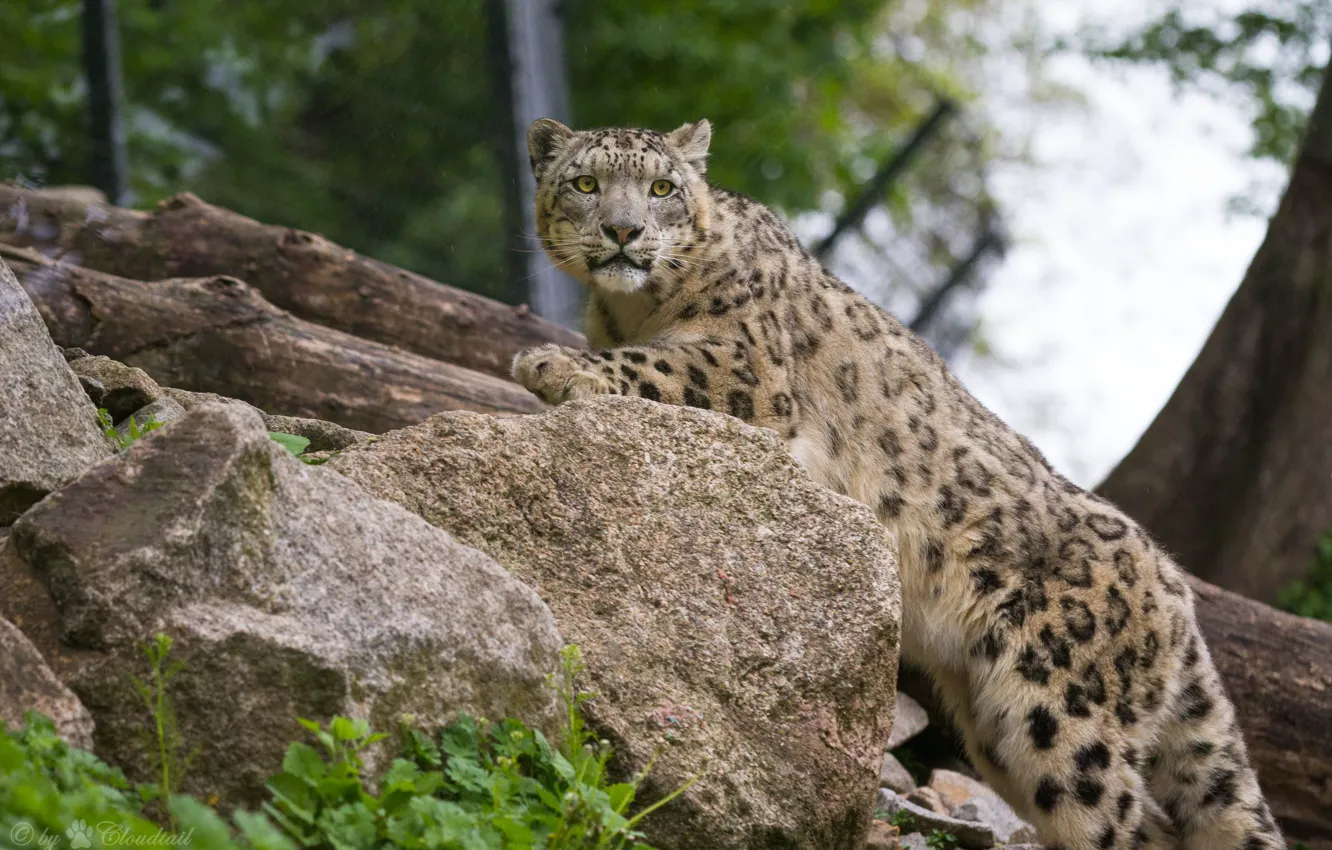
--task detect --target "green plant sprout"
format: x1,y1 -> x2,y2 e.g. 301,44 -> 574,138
2,642 -> 697,848
128,633 -> 200,829
98,407 -> 164,450
926,829 -> 958,850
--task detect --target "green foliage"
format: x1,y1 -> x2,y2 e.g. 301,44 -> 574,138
568,0 -> 889,212
1,645 -> 691,849
97,407 -> 163,450
128,633 -> 199,827
0,712 -> 259,850
2,0 -> 1006,303
888,808 -> 914,830
1276,529 -> 1332,622
925,829 -> 958,850
1085,2 -> 1330,168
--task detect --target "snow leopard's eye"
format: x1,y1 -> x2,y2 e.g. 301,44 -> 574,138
574,175 -> 598,193
650,179 -> 675,197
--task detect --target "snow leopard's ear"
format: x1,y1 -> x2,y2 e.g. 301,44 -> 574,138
528,118 -> 575,181
666,120 -> 712,174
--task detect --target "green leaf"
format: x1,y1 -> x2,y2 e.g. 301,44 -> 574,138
234,810 -> 300,850
550,751 -> 576,782
281,743 -> 326,783
315,802 -> 378,850
269,432 -> 311,458
605,782 -> 636,813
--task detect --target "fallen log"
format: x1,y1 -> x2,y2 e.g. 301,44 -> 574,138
3,246 -> 543,433
0,185 -> 585,381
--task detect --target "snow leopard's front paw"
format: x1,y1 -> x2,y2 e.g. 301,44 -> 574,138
512,344 -> 615,405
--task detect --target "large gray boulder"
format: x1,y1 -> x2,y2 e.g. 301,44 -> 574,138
9,403 -> 564,806
328,396 -> 902,850
0,258 -> 112,522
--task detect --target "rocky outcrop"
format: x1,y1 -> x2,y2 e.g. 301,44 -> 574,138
0,258 -> 112,523
0,616 -> 94,748
8,403 -> 565,807
327,396 -> 903,850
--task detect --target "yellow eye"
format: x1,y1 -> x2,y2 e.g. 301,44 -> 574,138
574,175 -> 598,193
651,179 -> 674,197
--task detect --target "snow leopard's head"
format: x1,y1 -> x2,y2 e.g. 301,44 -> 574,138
528,119 -> 712,294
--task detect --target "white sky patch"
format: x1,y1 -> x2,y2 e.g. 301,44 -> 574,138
947,2 -> 1287,486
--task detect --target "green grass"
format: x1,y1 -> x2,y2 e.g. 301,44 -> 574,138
0,644 -> 692,849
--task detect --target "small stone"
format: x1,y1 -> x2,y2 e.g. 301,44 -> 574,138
863,820 -> 900,850
877,789 -> 997,850
113,397 -> 186,443
164,388 -> 372,452
887,690 -> 929,749
930,768 -> 988,810
68,355 -> 164,422
898,834 -> 929,850
880,751 -> 917,793
906,786 -> 950,814
931,769 -> 1037,844
261,413 -> 373,453
78,375 -> 106,405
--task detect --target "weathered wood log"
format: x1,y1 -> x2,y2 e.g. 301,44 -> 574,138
3,245 -> 543,433
1188,575 -> 1332,848
1096,62 -> 1332,602
0,185 -> 585,381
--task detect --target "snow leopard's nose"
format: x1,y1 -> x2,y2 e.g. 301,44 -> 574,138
603,224 -> 643,245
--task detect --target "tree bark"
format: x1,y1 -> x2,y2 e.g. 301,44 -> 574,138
4,247 -> 543,433
0,186 -> 584,382
1096,62 -> 1332,602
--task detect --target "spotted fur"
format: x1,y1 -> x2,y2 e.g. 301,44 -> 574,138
512,118 -> 1284,850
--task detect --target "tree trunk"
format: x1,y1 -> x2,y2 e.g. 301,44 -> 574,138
4,247 -> 543,433
0,186 -> 584,382
1097,62 -> 1332,602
